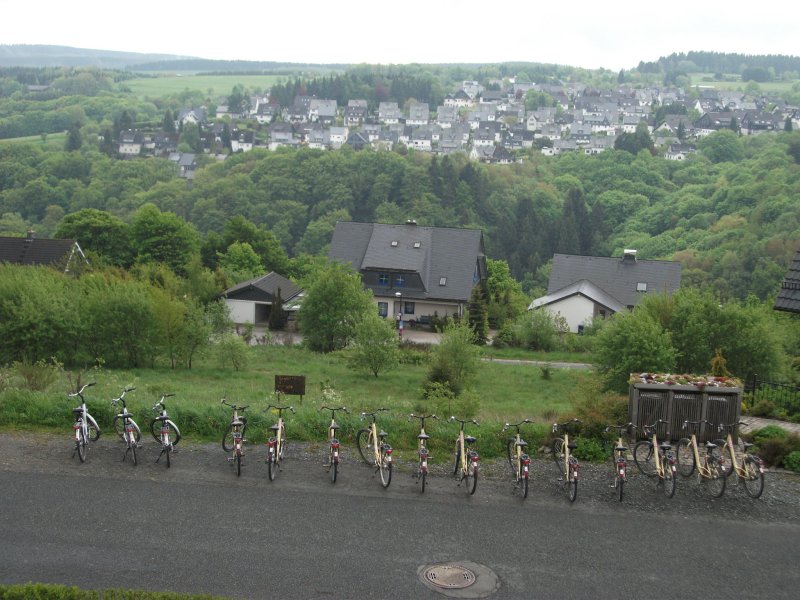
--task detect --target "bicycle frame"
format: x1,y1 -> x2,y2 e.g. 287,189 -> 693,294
320,406 -> 347,483
451,416 -> 479,494
604,423 -> 634,501
222,398 -> 249,476
505,419 -> 532,482
265,403 -> 294,480
410,413 -> 437,484
112,387 -> 139,464
683,424 -> 715,479
718,423 -> 765,479
69,382 -> 97,462
552,419 -> 581,502
152,393 -> 179,467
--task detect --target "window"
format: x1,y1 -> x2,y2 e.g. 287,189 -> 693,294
413,241 -> 421,248
395,275 -> 405,287
439,277 -> 447,286
403,302 -> 415,315
390,240 -> 398,247
637,282 -> 647,292
378,273 -> 389,286
377,302 -> 388,317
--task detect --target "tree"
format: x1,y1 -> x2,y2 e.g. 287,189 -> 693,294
348,313 -> 400,377
130,203 -> 200,275
676,120 -> 686,141
594,309 -> 677,393
55,208 -> 133,267
425,322 -> 481,396
785,117 -> 793,132
217,241 -> 265,283
297,261 -> 374,352
64,123 -> 82,152
162,109 -> 175,133
698,129 -> 744,163
467,284 -> 489,345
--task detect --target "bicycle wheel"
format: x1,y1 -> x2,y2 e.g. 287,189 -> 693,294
165,446 -> 171,468
551,438 -> 565,471
87,414 -> 101,442
420,469 -> 427,493
379,449 -> 392,488
235,453 -> 241,477
617,474 -> 624,502
279,425 -> 286,461
76,427 -> 87,463
568,465 -> 578,502
356,429 -> 372,465
151,418 -> 181,446
129,435 -> 137,466
453,442 -> 461,475
330,446 -> 338,484
676,439 -> 695,478
268,446 -> 277,481
711,439 -> 733,477
705,458 -> 726,498
506,439 -> 516,471
464,462 -> 477,495
742,456 -> 765,499
662,455 -> 676,498
521,467 -> 529,499
632,441 -> 656,476
222,424 -> 233,452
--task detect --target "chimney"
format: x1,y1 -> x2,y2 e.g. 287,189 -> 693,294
26,229 -> 35,241
406,219 -> 417,226
622,248 -> 637,262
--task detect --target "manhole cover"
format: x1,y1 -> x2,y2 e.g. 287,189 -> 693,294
424,564 -> 477,589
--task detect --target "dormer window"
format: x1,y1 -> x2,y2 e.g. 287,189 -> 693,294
439,277 -> 447,286
378,273 -> 389,286
637,282 -> 647,292
395,275 -> 405,287
413,241 -> 421,248
390,240 -> 398,247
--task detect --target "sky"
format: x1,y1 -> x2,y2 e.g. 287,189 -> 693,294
1,0 -> 797,71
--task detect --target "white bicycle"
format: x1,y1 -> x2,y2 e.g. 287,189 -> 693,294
70,382 -> 100,463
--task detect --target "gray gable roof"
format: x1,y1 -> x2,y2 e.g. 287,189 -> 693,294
0,233 -> 85,270
547,253 -> 681,308
531,279 -> 626,313
223,272 -> 301,303
328,221 -> 486,302
774,249 -> 800,313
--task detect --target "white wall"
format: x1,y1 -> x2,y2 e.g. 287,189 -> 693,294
539,295 -> 595,333
225,299 -> 255,324
372,296 -> 462,321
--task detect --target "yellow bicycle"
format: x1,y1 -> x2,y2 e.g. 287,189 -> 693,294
451,416 -> 479,495
712,420 -> 765,498
503,419 -> 534,499
551,419 -> 581,502
676,419 -> 726,498
356,409 -> 393,488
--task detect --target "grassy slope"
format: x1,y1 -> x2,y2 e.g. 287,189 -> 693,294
123,75 -> 283,98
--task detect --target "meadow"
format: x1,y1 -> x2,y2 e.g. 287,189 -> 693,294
689,73 -> 798,93
122,74 -> 285,98
0,345 -> 597,459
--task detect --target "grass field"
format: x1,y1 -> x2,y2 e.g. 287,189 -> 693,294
0,345 -> 600,459
689,73 -> 798,93
0,132 -> 67,148
123,75 -> 285,98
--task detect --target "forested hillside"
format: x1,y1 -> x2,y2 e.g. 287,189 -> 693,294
2,130 -> 799,301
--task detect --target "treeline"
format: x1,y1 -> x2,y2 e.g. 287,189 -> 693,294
638,51 -> 800,77
3,130 -> 800,302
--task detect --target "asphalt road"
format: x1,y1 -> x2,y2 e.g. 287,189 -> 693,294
1,432 -> 799,600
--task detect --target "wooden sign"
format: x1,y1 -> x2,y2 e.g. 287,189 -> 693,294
275,375 -> 306,397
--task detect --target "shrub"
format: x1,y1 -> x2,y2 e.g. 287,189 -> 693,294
511,309 -> 560,351
573,437 -> 607,462
752,425 -> 788,445
784,451 -> 800,472
12,357 -> 63,391
425,322 -> 480,396
216,334 -> 249,371
749,399 -> 778,418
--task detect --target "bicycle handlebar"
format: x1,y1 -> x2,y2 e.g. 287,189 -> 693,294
221,399 -> 249,411
409,413 -> 437,420
320,406 -> 348,415
68,381 -> 96,398
450,416 -> 479,427
502,418 -> 532,432
361,408 -> 389,421
552,418 -> 581,433
718,420 -> 748,432
266,404 -> 295,414
153,393 -> 175,411
682,419 -> 711,431
604,422 -> 635,434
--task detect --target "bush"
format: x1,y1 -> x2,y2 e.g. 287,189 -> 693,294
511,309 -> 561,351
11,358 -> 63,391
573,437 -> 607,462
752,425 -> 788,445
784,451 -> 800,473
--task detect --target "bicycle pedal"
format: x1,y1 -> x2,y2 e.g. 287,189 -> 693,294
226,457 -> 234,462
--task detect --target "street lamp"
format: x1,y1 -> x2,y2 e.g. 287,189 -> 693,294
395,291 -> 403,339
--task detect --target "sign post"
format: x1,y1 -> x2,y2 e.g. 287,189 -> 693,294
275,375 -> 306,402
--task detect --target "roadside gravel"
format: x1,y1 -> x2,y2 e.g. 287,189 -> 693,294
2,430 -> 797,524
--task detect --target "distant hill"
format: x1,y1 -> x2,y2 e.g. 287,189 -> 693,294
129,59 -> 348,74
0,45 -> 195,68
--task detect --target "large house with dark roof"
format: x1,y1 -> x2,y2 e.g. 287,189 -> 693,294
328,221 -> 487,325
0,231 -> 87,273
529,250 -> 681,332
222,272 -> 303,326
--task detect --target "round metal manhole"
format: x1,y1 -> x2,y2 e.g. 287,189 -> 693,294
424,564 -> 477,589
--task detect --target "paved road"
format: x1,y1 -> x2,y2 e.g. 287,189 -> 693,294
1,432 -> 799,600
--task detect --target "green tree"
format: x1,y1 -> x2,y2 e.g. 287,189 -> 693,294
297,261 -> 374,352
467,284 -> 489,345
425,321 -> 481,396
348,313 -> 400,377
268,287 -> 288,330
698,129 -> 744,163
162,109 -> 175,133
131,203 -> 200,275
594,310 -> 677,393
64,123 -> 82,152
217,241 -> 265,283
55,208 -> 133,267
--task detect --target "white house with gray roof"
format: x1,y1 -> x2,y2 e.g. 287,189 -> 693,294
328,221 -> 487,325
529,251 -> 681,332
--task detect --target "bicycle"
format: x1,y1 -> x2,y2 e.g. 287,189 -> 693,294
604,422 -> 635,502
356,408 -> 393,488
409,413 -> 437,493
320,405 -> 348,484
265,403 -> 295,481
221,398 -> 249,476
676,420 -> 726,498
551,419 -> 581,502
111,386 -> 141,466
451,416 -> 479,495
712,421 -> 765,498
632,420 -> 677,498
503,419 -> 534,499
150,393 -> 181,468
69,382 -> 100,463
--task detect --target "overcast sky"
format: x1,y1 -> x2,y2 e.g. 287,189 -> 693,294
1,0 -> 797,71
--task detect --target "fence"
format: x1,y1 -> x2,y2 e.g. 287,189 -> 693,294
629,383 -> 742,443
745,374 -> 800,417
